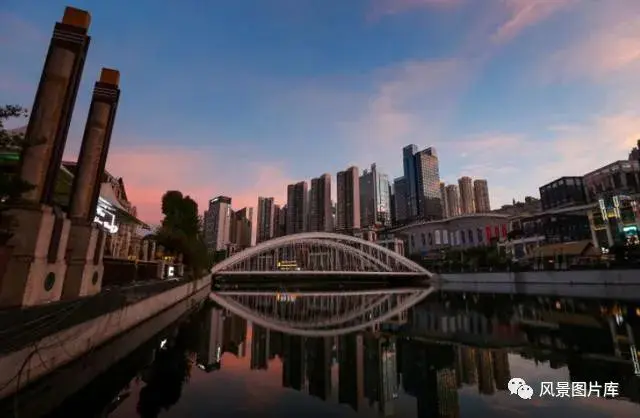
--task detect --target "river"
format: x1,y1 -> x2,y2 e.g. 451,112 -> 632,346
3,283 -> 640,418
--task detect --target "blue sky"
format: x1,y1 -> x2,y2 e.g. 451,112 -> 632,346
1,0 -> 639,222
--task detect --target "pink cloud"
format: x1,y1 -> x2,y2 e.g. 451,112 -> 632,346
492,0 -> 577,43
67,145 -> 295,224
545,16 -> 640,81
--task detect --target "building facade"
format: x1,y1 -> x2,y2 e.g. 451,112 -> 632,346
393,214 -> 510,256
445,184 -> 460,218
204,196 -> 232,252
286,181 -> 308,234
440,182 -> 449,219
309,174 -> 333,232
393,176 -> 408,225
539,176 -> 587,211
582,160 -> 640,203
359,164 -> 391,229
473,179 -> 491,213
230,207 -> 253,251
256,197 -> 275,243
337,166 -> 361,233
402,145 -> 419,220
458,176 -> 475,214
416,147 -> 442,220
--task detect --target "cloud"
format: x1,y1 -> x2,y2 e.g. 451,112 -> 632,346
492,0 -> 577,44
545,16 -> 640,81
72,144 -> 295,224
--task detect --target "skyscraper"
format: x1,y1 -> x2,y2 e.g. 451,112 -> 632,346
445,185 -> 460,217
336,166 -> 361,233
458,176 -> 475,214
275,204 -> 286,237
359,164 -> 391,228
203,196 -> 232,252
402,145 -> 419,220
415,147 -> 442,220
230,207 -> 252,249
286,181 -> 308,234
257,197 -> 275,243
439,182 -> 449,219
309,174 -> 333,232
393,177 -> 408,225
473,179 -> 491,213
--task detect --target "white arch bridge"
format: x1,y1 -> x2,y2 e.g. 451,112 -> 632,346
211,232 -> 432,278
210,287 -> 435,337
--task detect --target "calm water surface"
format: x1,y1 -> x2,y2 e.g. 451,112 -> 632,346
14,286 -> 640,418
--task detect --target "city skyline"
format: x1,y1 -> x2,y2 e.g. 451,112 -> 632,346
2,0 -> 640,223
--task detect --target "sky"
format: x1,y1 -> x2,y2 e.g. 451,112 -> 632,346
1,0 -> 640,224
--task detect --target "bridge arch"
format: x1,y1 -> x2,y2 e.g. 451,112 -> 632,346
211,232 -> 431,276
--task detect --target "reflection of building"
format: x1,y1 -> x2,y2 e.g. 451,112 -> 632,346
306,337 -> 332,400
363,335 -> 399,417
197,308 -> 224,372
251,325 -> 269,370
338,334 -> 365,411
476,349 -> 495,395
283,335 -> 306,391
222,314 -> 247,357
458,347 -> 478,385
491,350 -> 511,391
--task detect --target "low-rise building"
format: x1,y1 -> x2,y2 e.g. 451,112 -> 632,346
391,213 -> 510,256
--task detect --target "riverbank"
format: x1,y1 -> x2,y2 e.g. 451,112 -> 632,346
0,275 -> 211,401
440,269 -> 638,285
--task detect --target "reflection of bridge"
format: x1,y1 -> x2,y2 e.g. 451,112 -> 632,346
211,232 -> 432,278
209,287 -> 435,337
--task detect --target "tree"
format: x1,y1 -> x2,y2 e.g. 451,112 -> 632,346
0,105 -> 34,242
155,190 -> 210,276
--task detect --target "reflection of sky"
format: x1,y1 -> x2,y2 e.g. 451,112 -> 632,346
107,331 -> 640,418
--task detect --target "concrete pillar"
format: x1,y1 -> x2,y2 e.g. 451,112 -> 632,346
64,68 -> 121,299
20,7 -> 91,205
587,211 -> 600,249
142,240 -> 149,261
150,241 -> 157,260
156,260 -> 165,280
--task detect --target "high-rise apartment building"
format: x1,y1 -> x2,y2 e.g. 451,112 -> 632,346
257,197 -> 276,243
402,145 -> 419,220
359,164 -> 391,228
445,185 -> 460,217
458,176 -> 475,214
416,147 -> 442,220
286,181 -> 308,234
393,177 -> 408,225
274,204 -> 286,237
336,166 -> 360,233
230,207 -> 253,249
473,179 -> 491,213
203,196 -> 232,252
440,182 -> 449,218
309,174 -> 333,232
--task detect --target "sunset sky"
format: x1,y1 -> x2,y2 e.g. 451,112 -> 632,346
2,0 -> 639,223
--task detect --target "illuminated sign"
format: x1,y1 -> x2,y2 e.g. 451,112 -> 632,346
167,266 -> 175,278
93,197 -> 119,234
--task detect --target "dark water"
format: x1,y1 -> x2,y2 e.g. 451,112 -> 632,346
10,285 -> 640,418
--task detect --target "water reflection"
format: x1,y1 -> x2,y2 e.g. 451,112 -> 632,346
36,287 -> 640,417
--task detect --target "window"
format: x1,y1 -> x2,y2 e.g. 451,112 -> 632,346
428,233 -> 433,246
468,229 -> 474,244
421,233 -> 426,246
477,228 -> 483,242
461,231 -> 466,244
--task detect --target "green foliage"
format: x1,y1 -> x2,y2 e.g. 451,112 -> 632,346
0,105 -> 34,241
156,190 -> 210,276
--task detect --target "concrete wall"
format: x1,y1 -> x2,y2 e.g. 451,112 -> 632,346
0,275 -> 211,400
440,270 -> 639,285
